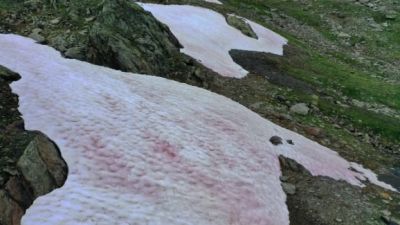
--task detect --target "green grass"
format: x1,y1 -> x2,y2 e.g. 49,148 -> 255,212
319,99 -> 400,141
279,53 -> 400,142
223,0 -> 400,143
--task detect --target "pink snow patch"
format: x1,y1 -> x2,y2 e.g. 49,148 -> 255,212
139,4 -> 287,78
0,34 -> 395,225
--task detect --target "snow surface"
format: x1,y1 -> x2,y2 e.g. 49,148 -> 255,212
0,34 -> 395,225
139,3 -> 287,78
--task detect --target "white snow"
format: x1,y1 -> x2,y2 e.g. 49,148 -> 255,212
0,34 -> 395,225
139,3 -> 287,78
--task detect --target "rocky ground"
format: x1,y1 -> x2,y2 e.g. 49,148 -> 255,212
0,0 -> 399,224
0,65 -> 68,225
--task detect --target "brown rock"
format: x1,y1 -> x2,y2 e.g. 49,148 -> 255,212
304,126 -> 324,138
0,191 -> 24,225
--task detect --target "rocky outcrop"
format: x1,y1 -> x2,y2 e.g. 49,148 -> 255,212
279,156 -> 400,225
87,0 -> 182,75
0,65 -> 68,225
226,14 -> 258,39
25,0 -> 216,87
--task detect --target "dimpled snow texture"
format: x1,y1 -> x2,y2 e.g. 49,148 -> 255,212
139,4 -> 287,78
0,34 -> 395,225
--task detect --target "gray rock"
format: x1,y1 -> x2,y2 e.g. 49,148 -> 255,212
65,46 -> 86,60
286,139 -> 294,145
382,215 -> 400,225
352,99 -> 365,108
386,10 -> 397,20
28,32 -> 45,43
50,18 -> 61,24
290,103 -> 310,115
381,210 -> 391,217
280,176 -> 289,182
337,32 -> 351,38
17,133 -> 68,197
49,35 -> 68,52
0,65 -> 21,81
226,14 -> 258,39
282,182 -> 296,195
250,101 -> 263,110
86,0 -> 182,75
270,136 -> 283,145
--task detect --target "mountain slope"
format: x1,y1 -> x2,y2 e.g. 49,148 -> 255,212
0,33 -> 395,225
0,0 -> 399,224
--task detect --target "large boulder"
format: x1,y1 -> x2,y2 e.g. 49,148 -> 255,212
87,0 -> 182,75
17,133 -> 68,197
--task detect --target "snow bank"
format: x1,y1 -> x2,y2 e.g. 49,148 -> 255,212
139,4 -> 287,78
0,34 -> 394,225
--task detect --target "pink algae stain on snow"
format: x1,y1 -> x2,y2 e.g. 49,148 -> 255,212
0,34 -> 395,225
153,139 -> 180,160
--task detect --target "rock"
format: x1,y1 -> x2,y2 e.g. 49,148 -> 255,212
86,0 -> 182,75
385,10 -> 397,20
352,99 -> 365,108
279,156 -> 308,173
382,215 -> 400,225
290,103 -> 310,115
270,136 -> 283,145
275,95 -> 287,103
286,139 -> 294,145
304,126 -> 323,138
282,182 -> 296,195
17,133 -> 68,197
311,94 -> 319,105
226,14 -> 258,39
28,28 -> 45,43
64,46 -> 86,60
280,176 -> 289,182
50,18 -> 61,24
0,65 -> 21,82
381,210 -> 391,217
49,35 -> 68,52
277,113 -> 293,121
32,28 -> 42,34
5,177 -> 33,209
338,32 -> 351,38
85,16 -> 96,23
0,191 -> 24,225
250,101 -> 263,110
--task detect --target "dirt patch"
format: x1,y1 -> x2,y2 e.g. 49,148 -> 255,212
230,46 -> 314,93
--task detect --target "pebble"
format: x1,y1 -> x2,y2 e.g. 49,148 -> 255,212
270,136 -> 283,145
